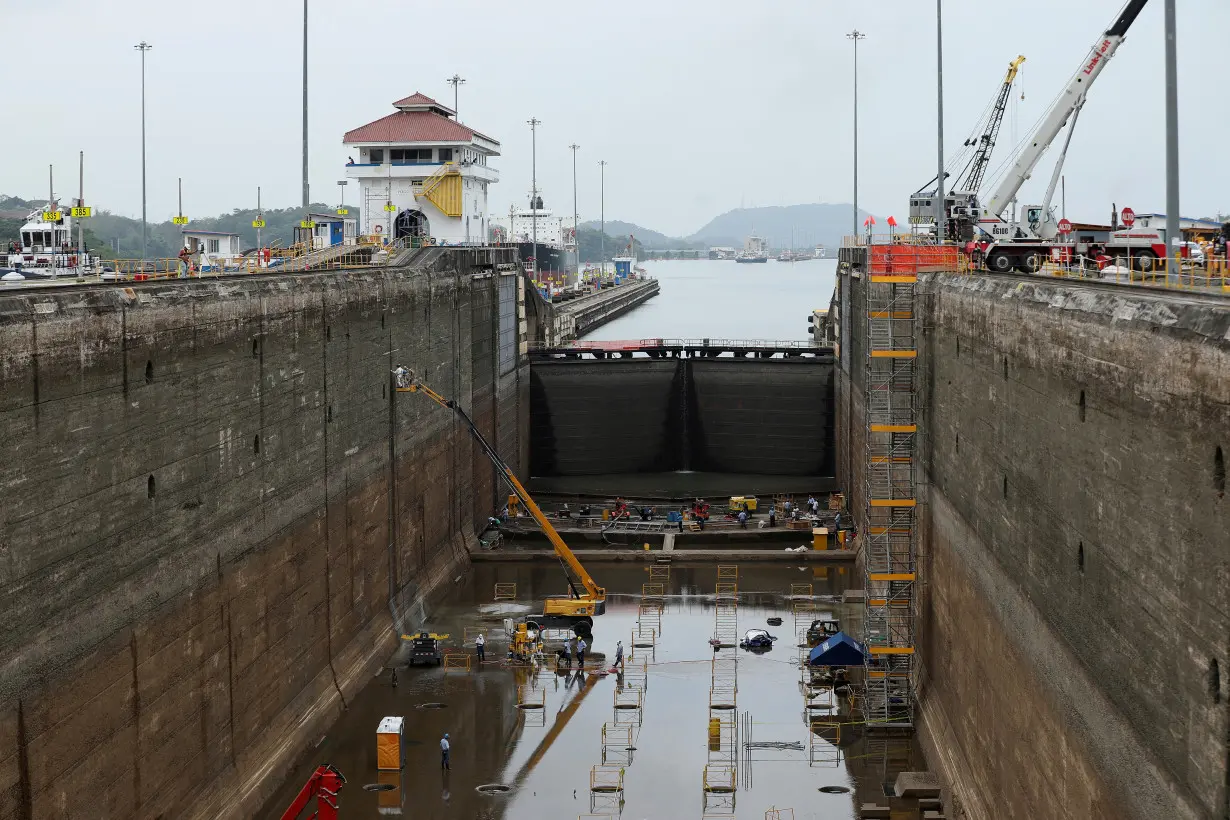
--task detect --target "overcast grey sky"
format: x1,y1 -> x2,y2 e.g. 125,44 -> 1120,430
3,0 -> 1225,236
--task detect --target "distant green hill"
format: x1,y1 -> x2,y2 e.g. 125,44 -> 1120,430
577,227 -> 643,263
582,204 -> 874,252
0,195 -> 341,259
688,204 -> 874,250
579,220 -> 701,250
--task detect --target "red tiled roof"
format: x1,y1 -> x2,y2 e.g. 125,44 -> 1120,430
393,92 -> 446,109
343,110 -> 498,145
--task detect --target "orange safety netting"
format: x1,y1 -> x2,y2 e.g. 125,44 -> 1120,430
868,245 -> 959,274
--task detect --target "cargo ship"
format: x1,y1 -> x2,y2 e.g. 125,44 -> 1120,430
505,195 -> 578,285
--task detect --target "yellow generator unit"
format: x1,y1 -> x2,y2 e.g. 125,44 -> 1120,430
727,496 -> 758,513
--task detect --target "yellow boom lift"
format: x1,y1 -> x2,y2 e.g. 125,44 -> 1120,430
395,367 -> 605,638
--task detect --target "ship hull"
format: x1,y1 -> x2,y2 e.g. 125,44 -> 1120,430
735,257 -> 768,264
517,242 -> 577,282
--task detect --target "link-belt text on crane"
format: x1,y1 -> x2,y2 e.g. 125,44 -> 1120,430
1083,39 -> 1113,75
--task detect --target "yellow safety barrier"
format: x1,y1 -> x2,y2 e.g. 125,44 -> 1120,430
766,809 -> 796,820
647,564 -> 670,582
715,582 -> 738,599
790,583 -> 814,598
462,626 -> 486,646
443,653 -> 471,672
717,565 -> 739,581
641,582 -> 665,598
494,582 -> 517,601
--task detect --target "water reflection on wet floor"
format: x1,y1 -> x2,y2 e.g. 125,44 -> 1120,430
261,563 -> 925,820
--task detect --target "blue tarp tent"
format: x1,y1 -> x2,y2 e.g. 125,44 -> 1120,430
807,631 -> 866,666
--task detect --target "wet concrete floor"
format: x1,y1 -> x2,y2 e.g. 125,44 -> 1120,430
262,562 -> 925,819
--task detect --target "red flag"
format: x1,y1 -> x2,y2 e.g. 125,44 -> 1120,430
863,215 -> 876,227
886,216 -> 898,228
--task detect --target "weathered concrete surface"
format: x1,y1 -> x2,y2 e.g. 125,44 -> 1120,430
0,249 -> 527,819
837,264 -> 1228,819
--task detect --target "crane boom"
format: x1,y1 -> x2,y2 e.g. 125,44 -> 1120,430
395,369 -> 605,607
962,55 -> 1026,195
981,0 -> 1149,221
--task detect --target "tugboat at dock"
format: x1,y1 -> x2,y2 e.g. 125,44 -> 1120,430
735,234 -> 769,263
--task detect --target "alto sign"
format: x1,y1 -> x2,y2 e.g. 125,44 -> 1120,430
1057,218 -> 1073,235
1121,207 -> 1136,228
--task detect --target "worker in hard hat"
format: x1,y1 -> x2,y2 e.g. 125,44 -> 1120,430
440,733 -> 451,770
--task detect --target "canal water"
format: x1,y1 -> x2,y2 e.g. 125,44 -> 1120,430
583,258 -> 838,342
261,259 -> 931,819
261,562 -> 925,820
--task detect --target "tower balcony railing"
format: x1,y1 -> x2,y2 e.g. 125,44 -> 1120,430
344,160 -> 498,183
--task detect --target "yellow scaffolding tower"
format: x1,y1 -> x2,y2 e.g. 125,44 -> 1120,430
601,722 -> 635,765
702,763 -> 737,814
647,564 -> 671,583
589,765 -> 625,814
621,657 -> 649,691
862,256 -> 920,730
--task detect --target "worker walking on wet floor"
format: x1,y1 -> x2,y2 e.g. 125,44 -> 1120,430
475,632 -> 485,663
576,636 -> 587,668
440,733 -> 451,770
613,640 -> 624,671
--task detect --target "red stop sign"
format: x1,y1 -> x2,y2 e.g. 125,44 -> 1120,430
1121,207 -> 1136,227
1057,218 -> 1073,234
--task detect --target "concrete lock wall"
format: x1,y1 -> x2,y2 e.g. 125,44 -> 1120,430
839,263 -> 1228,820
528,357 -> 836,478
0,248 -> 526,819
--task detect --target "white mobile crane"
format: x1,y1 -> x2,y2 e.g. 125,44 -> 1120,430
973,0 -> 1158,273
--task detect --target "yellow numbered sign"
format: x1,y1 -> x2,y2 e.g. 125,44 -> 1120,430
42,211 -> 63,222
300,220 -> 316,229
336,208 -> 349,215
383,203 -> 397,212
251,219 -> 266,228
172,216 -> 189,225
70,206 -> 92,218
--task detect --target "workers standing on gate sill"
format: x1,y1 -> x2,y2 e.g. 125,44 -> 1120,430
475,633 -> 485,664
440,733 -> 451,770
